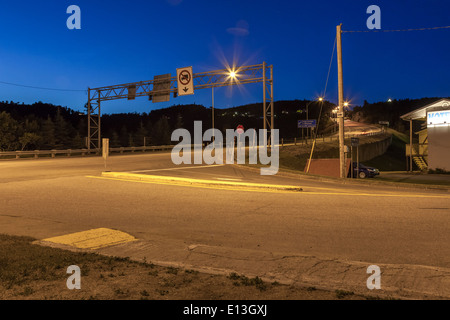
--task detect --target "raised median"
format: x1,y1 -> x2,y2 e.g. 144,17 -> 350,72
100,171 -> 303,192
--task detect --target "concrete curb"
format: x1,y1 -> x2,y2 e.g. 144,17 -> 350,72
237,165 -> 450,192
101,171 -> 303,192
38,238 -> 450,300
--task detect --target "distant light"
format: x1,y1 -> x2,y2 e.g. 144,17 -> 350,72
344,102 -> 349,107
318,97 -> 323,101
230,71 -> 236,79
387,99 -> 392,102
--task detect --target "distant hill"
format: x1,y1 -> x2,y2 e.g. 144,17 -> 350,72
1,97 -> 448,151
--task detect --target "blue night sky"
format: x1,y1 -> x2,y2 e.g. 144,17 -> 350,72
0,0 -> 448,114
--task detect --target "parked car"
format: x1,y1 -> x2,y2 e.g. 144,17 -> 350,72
349,162 -> 380,179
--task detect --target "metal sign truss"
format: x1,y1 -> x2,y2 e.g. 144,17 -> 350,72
87,62 -> 273,151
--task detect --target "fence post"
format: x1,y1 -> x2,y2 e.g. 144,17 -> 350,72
34,150 -> 39,159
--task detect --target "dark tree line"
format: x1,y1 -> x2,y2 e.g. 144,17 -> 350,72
2,97 -> 442,151
0,101 -> 202,151
350,97 -> 450,133
0,107 -> 83,151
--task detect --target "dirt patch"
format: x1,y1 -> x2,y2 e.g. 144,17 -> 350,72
0,234 -> 378,300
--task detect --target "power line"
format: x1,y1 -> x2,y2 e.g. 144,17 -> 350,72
0,80 -> 86,92
322,35 -> 336,99
306,36 -> 337,173
343,25 -> 450,33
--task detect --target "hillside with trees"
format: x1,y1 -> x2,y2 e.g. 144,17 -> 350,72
1,97 -> 447,151
0,99 -> 337,151
350,97 -> 449,133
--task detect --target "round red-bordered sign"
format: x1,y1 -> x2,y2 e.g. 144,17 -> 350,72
236,125 -> 244,134
179,70 -> 191,86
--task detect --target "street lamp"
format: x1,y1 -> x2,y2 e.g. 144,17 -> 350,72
211,69 -> 238,142
332,106 -> 338,120
227,68 -> 238,81
304,97 -> 324,139
332,107 -> 339,132
306,97 -> 324,118
212,85 -> 215,141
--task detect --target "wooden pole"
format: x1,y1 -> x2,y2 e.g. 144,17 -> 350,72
337,24 -> 345,178
410,120 -> 413,172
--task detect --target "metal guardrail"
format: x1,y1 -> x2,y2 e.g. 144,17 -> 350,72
345,130 -> 384,138
0,145 -> 175,159
280,129 -> 385,146
1,130 -> 386,159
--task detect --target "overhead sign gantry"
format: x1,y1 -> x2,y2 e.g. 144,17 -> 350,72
87,62 -> 274,151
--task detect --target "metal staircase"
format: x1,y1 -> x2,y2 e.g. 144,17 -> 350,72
413,156 -> 428,171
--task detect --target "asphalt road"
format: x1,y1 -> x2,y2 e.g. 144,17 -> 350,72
1,152 -> 449,297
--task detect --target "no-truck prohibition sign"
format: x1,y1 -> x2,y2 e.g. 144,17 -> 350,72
177,66 -> 194,96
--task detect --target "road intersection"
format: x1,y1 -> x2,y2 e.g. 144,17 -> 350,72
1,152 -> 449,298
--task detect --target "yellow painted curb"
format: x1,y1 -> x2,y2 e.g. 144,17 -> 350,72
41,228 -> 137,250
101,172 -> 303,192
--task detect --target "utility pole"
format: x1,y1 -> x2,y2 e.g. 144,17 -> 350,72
212,86 -> 215,142
409,120 -> 413,172
306,103 -> 309,140
337,24 -> 346,178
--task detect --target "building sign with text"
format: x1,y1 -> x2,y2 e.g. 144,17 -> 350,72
427,110 -> 450,126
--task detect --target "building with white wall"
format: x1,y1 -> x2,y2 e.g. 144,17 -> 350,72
401,99 -> 450,171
